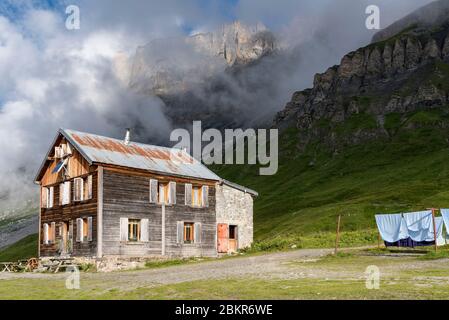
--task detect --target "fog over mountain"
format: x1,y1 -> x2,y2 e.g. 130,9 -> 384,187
0,0 -> 436,216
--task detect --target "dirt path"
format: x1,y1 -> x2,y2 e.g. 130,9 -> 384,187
0,248 -> 333,289
3,247 -> 446,293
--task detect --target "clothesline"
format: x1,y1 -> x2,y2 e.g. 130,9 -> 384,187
375,209 -> 448,248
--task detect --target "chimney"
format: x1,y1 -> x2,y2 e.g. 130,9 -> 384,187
124,128 -> 131,145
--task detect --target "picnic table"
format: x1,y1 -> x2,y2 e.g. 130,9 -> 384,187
46,257 -> 76,273
0,262 -> 15,272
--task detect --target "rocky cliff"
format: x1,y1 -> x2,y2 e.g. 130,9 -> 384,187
130,21 -> 277,95
274,13 -> 449,153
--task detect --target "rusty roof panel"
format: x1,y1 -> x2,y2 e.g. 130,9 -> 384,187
62,129 -> 221,181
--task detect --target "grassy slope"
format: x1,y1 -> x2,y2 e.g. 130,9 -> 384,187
0,234 -> 38,261
212,59 -> 449,249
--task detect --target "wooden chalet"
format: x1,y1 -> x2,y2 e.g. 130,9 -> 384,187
34,129 -> 257,258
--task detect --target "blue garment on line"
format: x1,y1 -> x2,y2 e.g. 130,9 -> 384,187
441,209 -> 449,233
403,211 -> 432,242
434,216 -> 445,246
375,213 -> 408,243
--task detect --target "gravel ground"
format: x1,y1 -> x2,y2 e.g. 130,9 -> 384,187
2,247 -> 448,292
0,248 -> 332,288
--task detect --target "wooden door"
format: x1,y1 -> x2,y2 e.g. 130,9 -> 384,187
217,223 -> 229,253
228,225 -> 238,252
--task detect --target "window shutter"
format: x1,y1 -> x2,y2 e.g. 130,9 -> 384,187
42,187 -> 48,208
76,218 -> 83,242
176,221 -> 184,244
141,219 -> 149,242
87,175 -> 93,199
87,217 -> 93,241
59,183 -> 64,205
69,221 -> 74,244
194,222 -> 202,244
49,187 -> 54,208
202,186 -> 209,207
79,178 -> 84,201
63,181 -> 71,205
169,182 -> 176,205
149,179 -> 158,203
43,223 -> 49,244
74,178 -> 83,201
51,222 -> 56,244
46,188 -> 50,208
54,146 -> 61,158
120,218 -> 128,241
185,184 -> 192,206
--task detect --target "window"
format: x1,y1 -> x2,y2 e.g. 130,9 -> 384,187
120,218 -> 149,242
177,221 -> 201,244
184,222 -> 194,243
41,187 -> 54,208
74,178 -> 84,201
76,217 -> 92,242
186,185 -> 209,207
43,222 -> 56,244
192,186 -> 202,207
128,219 -> 141,242
158,182 -> 169,204
229,225 -> 237,240
150,179 -> 176,205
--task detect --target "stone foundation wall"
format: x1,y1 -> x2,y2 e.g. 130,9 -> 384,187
215,184 -> 254,249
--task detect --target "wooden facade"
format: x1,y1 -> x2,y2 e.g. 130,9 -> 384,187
101,168 -> 217,257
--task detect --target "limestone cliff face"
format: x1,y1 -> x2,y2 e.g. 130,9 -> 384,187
274,19 -> 449,152
129,21 -> 277,95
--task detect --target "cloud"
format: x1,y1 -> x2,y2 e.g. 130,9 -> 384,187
0,10 -> 171,213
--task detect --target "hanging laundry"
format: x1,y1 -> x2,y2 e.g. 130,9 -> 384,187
440,209 -> 449,234
434,217 -> 445,246
403,211 -> 432,242
375,214 -> 408,243
379,211 -> 445,248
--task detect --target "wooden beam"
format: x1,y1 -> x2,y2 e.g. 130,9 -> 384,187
161,203 -> 166,256
97,166 -> 104,258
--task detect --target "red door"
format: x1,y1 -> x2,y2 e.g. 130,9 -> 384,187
217,223 -> 229,253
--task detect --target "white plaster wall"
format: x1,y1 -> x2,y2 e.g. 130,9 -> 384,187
215,184 -> 254,249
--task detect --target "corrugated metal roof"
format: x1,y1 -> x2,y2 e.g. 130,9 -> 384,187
61,128 -> 221,181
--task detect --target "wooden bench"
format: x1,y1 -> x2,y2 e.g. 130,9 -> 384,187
0,262 -> 15,272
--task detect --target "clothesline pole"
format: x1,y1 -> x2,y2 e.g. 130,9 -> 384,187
431,208 -> 437,253
334,214 -> 341,255
427,208 -> 438,252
